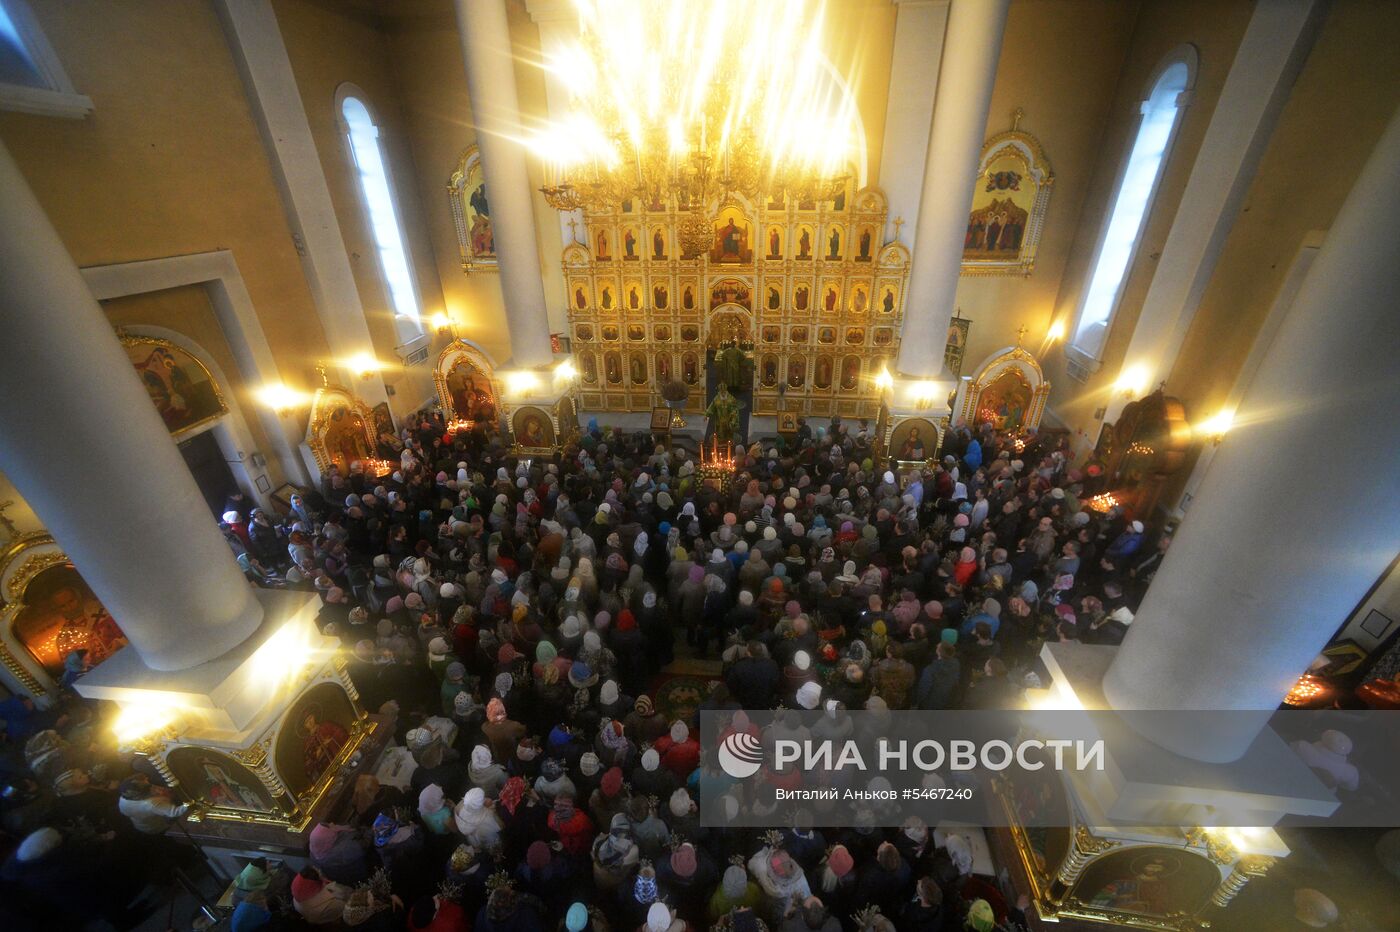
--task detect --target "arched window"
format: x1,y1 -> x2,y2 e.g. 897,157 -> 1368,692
338,89 -> 424,346
1070,48 -> 1197,362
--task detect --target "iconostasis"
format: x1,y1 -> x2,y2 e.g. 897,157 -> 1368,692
564,183 -> 910,425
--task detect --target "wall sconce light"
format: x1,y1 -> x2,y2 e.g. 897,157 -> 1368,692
1114,365 -> 1148,399
874,367 -> 893,391
346,353 -> 383,380
430,312 -> 454,337
1195,409 -> 1235,445
257,383 -> 309,416
1046,320 -> 1066,342
554,359 -> 578,382
505,370 -> 540,398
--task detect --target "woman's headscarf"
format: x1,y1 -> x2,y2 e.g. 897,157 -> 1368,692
418,784 -> 446,816
308,822 -> 348,861
498,776 -> 526,816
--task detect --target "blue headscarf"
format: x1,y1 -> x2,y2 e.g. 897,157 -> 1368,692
372,812 -> 398,847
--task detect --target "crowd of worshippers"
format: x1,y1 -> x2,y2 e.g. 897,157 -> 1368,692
0,410 -> 1170,932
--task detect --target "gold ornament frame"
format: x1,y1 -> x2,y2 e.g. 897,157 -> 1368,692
961,110 -> 1054,277
448,145 -> 498,273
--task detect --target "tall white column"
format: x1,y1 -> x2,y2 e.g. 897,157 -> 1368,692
1105,0 -> 1324,423
1101,107 -> 1400,762
879,0 -> 950,247
455,0 -> 556,369
0,141 -> 264,672
214,0 -> 390,404
895,0 -> 1010,377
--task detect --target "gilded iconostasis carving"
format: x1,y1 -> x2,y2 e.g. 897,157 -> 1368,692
566,183 -> 909,422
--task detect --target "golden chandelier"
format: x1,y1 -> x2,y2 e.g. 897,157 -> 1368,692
531,0 -> 854,225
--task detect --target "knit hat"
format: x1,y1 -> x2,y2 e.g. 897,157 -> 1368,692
635,694 -> 655,716
566,903 -> 589,932
580,751 -> 602,776
670,842 -> 698,878
600,680 -> 620,705
669,788 -> 692,817
722,864 -> 748,899
670,721 -> 689,743
526,841 -> 551,870
645,902 -> 670,932
453,691 -> 472,718
569,661 -> 597,688
794,650 -> 811,671
796,682 -> 822,710
828,844 -> 854,877
486,698 -> 507,723
966,899 -> 996,932
601,767 -> 624,797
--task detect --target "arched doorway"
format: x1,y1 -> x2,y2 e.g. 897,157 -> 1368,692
704,304 -> 755,443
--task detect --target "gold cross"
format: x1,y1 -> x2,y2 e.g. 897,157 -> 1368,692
1012,107 -> 1024,132
0,501 -> 18,540
566,217 -> 580,244
314,363 -> 329,387
1016,324 -> 1028,346
892,216 -> 904,242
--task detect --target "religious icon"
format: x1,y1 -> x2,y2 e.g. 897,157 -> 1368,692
857,226 -> 873,261
946,317 -> 972,376
824,285 -> 839,313
790,326 -> 808,343
166,747 -> 274,813
881,286 -> 896,315
762,326 -> 780,343
653,283 -> 668,309
627,323 -> 646,341
624,227 -> 638,259
817,326 -> 836,345
1078,849 -> 1218,919
767,226 -> 782,259
450,147 -> 496,270
682,285 -> 695,309
323,405 -> 373,474
654,324 -> 672,342
797,226 -> 813,259
851,285 -> 869,314
446,360 -> 496,423
680,324 -> 700,343
653,228 -> 666,259
827,226 -> 842,260
596,230 -> 610,259
873,328 -> 893,347
124,338 -> 227,436
962,123 -> 1052,275
605,351 -> 622,384
600,285 -> 614,310
787,355 -> 806,388
814,356 -> 833,389
976,367 -> 1033,431
574,324 -> 593,342
761,355 -> 778,387
656,354 -> 672,381
601,324 -> 619,342
845,327 -> 865,345
841,355 -> 860,390
891,418 -> 936,461
629,353 -> 648,384
628,285 -> 640,309
710,208 -> 753,263
682,352 -> 699,384
581,353 -> 598,383
514,407 -> 556,448
794,283 -> 810,310
12,564 -> 128,676
574,286 -> 587,309
710,279 -> 750,309
768,285 -> 781,310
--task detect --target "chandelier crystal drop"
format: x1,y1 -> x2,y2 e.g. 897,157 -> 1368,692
532,0 -> 854,219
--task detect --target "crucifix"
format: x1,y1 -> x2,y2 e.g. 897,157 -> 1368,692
314,363 -> 329,387
0,501 -> 19,541
1011,107 -> 1025,132
566,216 -> 580,245
892,216 -> 904,242
1015,324 -> 1028,346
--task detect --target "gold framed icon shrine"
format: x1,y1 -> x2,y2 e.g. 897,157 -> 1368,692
962,110 -> 1054,277
565,183 -> 908,423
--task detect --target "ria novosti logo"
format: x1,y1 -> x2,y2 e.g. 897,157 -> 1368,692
718,731 -> 764,778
